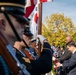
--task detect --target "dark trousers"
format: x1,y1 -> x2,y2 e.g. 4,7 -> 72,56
60,70 -> 67,75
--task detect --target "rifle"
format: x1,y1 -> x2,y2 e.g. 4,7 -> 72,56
0,7 -> 30,75
0,30 -> 30,75
0,31 -> 19,75
23,41 -> 38,60
22,49 -> 35,60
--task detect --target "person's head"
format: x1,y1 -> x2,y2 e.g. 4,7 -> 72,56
60,47 -> 63,51
67,42 -> 76,52
14,27 -> 33,49
21,26 -> 33,47
60,46 -> 65,51
0,0 -> 29,45
0,14 -> 25,38
65,35 -> 72,44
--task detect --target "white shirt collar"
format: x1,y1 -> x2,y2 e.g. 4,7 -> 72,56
72,50 -> 76,54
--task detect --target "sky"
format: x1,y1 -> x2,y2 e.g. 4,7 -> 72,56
42,0 -> 76,25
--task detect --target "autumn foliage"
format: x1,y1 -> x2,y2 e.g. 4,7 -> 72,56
42,13 -> 76,46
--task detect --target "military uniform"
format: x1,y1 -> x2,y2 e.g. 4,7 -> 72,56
16,42 -> 53,75
28,42 -> 53,75
0,56 -> 10,75
15,25 -> 53,75
12,16 -> 53,74
0,0 -> 29,75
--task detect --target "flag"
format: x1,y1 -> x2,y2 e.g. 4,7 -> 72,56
30,4 -> 38,39
24,0 -> 52,18
30,0 -> 53,38
24,0 -> 37,18
25,0 -> 37,7
38,0 -> 53,3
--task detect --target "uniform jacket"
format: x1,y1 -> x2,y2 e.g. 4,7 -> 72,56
0,61 -> 6,75
58,48 -> 72,63
16,42 -> 53,75
0,55 -> 11,75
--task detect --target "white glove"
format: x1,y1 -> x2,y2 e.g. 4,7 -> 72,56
52,56 -> 56,61
37,35 -> 47,45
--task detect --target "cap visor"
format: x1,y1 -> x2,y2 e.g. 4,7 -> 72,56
10,13 -> 29,25
24,32 -> 33,37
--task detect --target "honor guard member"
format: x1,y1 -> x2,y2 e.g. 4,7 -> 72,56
14,26 -> 34,70
0,0 -> 29,75
13,24 -> 53,75
23,23 -> 38,57
23,26 -> 53,75
14,34 -> 53,74
29,39 -> 39,59
23,26 -> 38,59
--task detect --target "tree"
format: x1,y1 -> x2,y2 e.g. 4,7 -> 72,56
42,13 -> 76,46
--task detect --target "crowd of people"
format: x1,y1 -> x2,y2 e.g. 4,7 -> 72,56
52,35 -> 76,75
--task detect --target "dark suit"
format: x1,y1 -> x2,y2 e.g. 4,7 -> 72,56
58,48 -> 72,63
58,46 -> 72,75
16,42 -> 53,75
62,51 -> 76,75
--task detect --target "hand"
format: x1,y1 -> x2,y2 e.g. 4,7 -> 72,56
37,35 -> 47,45
56,62 -> 62,67
52,56 -> 56,61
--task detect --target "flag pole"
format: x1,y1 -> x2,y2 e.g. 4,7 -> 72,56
38,3 -> 47,75
38,3 -> 42,57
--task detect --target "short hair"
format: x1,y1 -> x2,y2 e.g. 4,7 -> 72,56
67,42 -> 76,47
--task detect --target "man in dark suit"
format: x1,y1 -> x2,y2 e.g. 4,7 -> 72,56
56,42 -> 76,75
57,35 -> 72,75
58,35 -> 72,63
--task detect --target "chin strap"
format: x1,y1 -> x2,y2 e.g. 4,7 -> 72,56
1,7 -> 29,49
1,7 -> 30,75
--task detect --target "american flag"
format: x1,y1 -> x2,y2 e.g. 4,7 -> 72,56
24,0 -> 37,18
38,0 -> 53,3
24,0 -> 53,18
